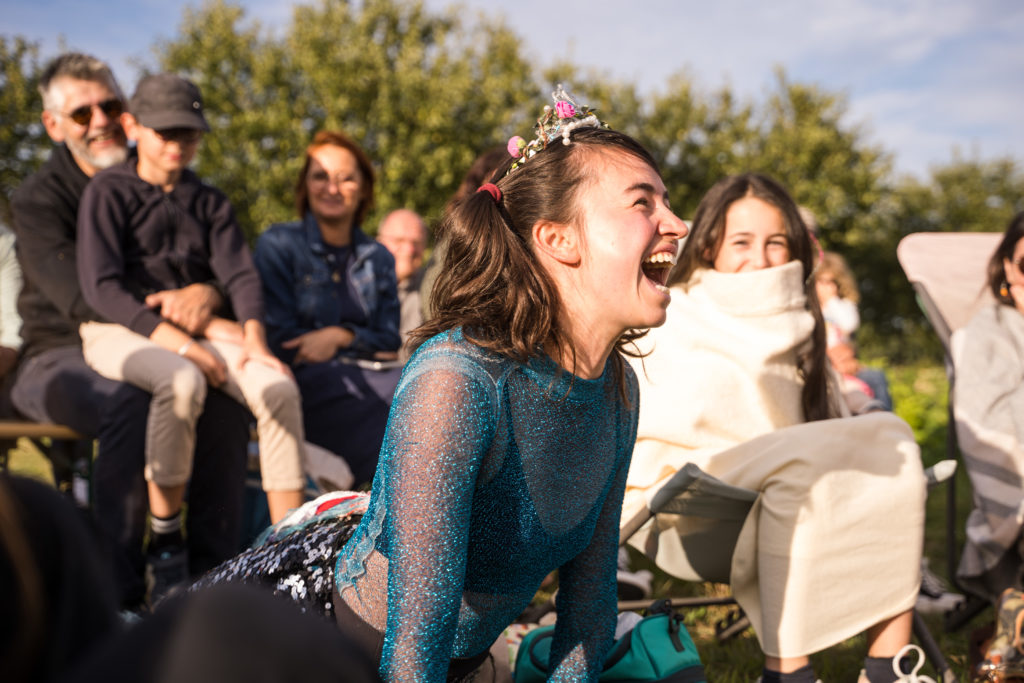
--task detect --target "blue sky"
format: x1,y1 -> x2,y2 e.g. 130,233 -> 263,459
5,0 -> 1023,180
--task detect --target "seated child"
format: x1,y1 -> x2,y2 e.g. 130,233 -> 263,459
76,73 -> 307,570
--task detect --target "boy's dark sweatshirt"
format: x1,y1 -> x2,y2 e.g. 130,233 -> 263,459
76,159 -> 263,337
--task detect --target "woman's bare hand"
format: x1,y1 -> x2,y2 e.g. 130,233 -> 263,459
281,327 -> 353,364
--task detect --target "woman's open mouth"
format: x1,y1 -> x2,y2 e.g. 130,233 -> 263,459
641,251 -> 676,293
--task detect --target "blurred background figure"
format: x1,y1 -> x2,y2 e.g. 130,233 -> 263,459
816,251 -> 860,345
0,474 -> 121,682
376,208 -> 428,361
803,206 -> 892,411
254,130 -> 402,488
954,211 -> 1024,602
0,222 -> 23,416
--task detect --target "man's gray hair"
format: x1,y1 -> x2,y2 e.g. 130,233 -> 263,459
39,52 -> 123,112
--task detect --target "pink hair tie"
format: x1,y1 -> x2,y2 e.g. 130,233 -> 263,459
477,183 -> 502,203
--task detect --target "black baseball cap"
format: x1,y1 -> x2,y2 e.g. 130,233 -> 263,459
129,73 -> 210,132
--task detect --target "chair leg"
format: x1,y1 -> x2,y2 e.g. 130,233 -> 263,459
0,436 -> 14,472
715,607 -> 750,641
944,594 -> 990,633
913,610 -> 957,683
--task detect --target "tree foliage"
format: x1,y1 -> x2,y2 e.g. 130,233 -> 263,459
4,0 -> 1024,366
155,0 -> 538,240
0,36 -> 46,224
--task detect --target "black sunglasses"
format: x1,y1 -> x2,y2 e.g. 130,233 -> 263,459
154,128 -> 203,144
62,98 -> 124,126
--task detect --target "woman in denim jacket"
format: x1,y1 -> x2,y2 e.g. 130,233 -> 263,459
254,130 -> 401,486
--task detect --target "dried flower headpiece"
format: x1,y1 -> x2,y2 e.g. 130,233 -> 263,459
505,84 -> 608,176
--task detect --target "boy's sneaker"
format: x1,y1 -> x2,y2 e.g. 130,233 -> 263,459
145,545 -> 189,607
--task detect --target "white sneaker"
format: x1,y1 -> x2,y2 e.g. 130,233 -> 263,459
858,645 -> 936,683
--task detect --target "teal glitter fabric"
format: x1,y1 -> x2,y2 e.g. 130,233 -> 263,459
335,328 -> 638,681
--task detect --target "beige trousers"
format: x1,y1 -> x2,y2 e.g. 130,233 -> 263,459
625,411 -> 925,658
80,321 -> 305,491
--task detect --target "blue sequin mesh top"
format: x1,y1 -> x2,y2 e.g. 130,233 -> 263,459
335,329 -> 638,681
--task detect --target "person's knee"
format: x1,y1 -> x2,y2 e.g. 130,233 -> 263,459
257,377 -> 301,413
160,364 -> 207,416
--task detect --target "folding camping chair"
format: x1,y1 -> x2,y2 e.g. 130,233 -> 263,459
897,230 -> 1003,632
618,463 -> 755,640
619,461 -> 956,682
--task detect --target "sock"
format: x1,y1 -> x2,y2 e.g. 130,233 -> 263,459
149,512 -> 184,551
864,654 -> 911,683
761,664 -> 817,683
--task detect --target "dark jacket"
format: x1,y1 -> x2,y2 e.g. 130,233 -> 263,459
77,161 -> 263,337
11,145 -> 99,358
253,213 -> 401,364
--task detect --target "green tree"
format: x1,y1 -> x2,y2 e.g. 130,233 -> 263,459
641,73 -> 757,217
156,1 -> 305,242
155,0 -> 539,241
860,156 -> 1024,363
0,36 -> 46,224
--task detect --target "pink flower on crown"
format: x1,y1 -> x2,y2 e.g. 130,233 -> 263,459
507,136 -> 526,158
554,101 -> 576,119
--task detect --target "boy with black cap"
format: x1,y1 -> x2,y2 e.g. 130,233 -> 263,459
76,74 -> 308,599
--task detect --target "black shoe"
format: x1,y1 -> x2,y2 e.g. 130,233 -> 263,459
616,547 -> 653,600
146,545 -> 189,607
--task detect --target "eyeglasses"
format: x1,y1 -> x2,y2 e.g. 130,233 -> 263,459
60,98 -> 124,126
154,128 -> 203,145
307,170 -> 361,188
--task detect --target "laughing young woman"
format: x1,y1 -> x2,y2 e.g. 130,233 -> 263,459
199,88 -> 687,682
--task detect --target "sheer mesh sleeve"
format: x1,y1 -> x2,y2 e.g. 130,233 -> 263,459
378,360 -> 498,681
548,371 -> 639,681
548,456 -> 629,680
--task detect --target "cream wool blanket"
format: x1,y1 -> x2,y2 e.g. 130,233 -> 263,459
626,262 -> 926,657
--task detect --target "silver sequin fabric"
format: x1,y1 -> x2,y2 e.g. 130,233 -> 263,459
193,511 -> 360,617
335,329 -> 638,681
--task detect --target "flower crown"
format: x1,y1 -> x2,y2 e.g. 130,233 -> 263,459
505,84 -> 608,175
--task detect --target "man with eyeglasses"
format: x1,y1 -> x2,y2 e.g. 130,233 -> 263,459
10,52 -> 250,610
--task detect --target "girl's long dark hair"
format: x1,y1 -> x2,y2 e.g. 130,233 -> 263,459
672,172 -> 836,422
411,127 -> 662,399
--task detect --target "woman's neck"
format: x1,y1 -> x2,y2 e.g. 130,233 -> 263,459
548,313 -> 617,380
317,216 -> 354,247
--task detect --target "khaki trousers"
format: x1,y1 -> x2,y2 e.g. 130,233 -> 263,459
80,322 -> 305,491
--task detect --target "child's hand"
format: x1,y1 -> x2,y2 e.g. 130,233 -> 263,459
182,343 -> 227,388
281,327 -> 352,364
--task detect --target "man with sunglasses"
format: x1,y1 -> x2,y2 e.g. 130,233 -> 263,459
10,53 -> 250,610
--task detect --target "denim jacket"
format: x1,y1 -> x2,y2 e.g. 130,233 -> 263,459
253,212 -> 401,364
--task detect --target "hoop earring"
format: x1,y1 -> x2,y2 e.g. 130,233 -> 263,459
1000,280 -> 1010,298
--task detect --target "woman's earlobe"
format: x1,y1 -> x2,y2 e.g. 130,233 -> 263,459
532,220 -> 580,266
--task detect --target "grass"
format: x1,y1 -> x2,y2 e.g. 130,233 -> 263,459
3,363 -> 987,680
